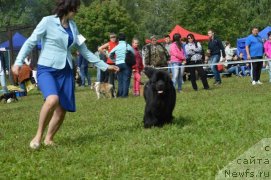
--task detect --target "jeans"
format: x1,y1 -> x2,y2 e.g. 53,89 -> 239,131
227,66 -> 239,75
0,74 -> 8,93
96,68 -> 101,82
117,63 -> 132,97
168,62 -> 172,74
240,65 -> 250,76
240,66 -> 246,76
171,62 -> 183,91
210,54 -> 221,82
80,66 -> 91,86
19,82 -> 27,95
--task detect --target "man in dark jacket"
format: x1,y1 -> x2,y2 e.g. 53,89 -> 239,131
207,29 -> 226,85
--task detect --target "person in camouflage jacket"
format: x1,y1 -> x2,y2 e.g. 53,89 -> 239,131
143,35 -> 170,67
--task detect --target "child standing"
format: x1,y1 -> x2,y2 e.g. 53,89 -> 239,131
132,38 -> 144,96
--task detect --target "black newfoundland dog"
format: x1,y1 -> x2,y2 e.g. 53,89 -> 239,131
143,67 -> 176,128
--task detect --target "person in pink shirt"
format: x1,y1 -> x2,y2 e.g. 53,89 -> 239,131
169,33 -> 186,92
264,31 -> 271,82
132,38 -> 144,96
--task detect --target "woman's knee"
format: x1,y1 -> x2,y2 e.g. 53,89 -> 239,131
55,105 -> 66,118
45,95 -> 59,109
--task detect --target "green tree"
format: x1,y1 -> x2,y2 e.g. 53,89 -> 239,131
0,0 -> 54,34
75,0 -> 136,51
1,0 -> 271,48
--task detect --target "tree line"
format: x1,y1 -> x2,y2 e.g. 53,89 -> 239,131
0,0 -> 270,50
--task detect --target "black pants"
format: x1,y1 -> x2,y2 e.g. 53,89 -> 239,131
103,70 -> 116,97
108,71 -> 115,88
251,57 -> 263,81
187,61 -> 209,90
100,69 -> 107,82
103,71 -> 115,86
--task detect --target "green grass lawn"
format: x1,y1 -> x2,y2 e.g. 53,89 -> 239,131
1,72 -> 271,179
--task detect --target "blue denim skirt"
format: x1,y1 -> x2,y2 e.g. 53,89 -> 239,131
37,62 -> 75,112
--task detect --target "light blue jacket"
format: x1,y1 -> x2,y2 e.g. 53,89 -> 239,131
15,15 -> 108,71
109,41 -> 134,65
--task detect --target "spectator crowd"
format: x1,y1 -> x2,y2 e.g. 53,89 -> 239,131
1,27 -> 271,97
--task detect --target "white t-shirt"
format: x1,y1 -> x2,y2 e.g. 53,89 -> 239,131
225,46 -> 233,60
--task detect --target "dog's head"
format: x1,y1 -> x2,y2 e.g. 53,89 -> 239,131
92,82 -> 100,89
144,67 -> 172,95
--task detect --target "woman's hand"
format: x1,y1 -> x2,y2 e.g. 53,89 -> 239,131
12,65 -> 20,76
107,65 -> 119,72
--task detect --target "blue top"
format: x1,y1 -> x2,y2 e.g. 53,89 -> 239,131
109,41 -> 135,65
14,15 -> 108,71
64,25 -> 73,47
245,34 -> 263,57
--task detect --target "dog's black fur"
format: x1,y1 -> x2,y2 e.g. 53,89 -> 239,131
0,91 -> 18,103
143,67 -> 176,128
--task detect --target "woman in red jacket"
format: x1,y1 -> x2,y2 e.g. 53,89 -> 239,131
132,38 -> 144,96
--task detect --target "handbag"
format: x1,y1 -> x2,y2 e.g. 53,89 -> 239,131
25,79 -> 35,92
217,64 -> 224,72
125,43 -> 136,67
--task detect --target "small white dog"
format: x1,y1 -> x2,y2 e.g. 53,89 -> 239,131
92,82 -> 116,99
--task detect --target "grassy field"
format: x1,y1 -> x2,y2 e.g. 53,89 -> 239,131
1,72 -> 271,180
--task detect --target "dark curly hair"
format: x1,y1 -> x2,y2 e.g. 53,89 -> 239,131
173,33 -> 182,50
53,0 -> 81,18
186,33 -> 199,47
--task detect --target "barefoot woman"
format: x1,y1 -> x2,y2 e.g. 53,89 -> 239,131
12,0 -> 119,149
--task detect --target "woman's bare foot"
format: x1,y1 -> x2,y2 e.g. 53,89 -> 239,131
29,137 -> 41,150
44,140 -> 55,146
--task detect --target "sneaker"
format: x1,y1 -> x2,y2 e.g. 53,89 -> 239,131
252,81 -> 256,85
256,80 -> 263,85
214,81 -> 221,85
